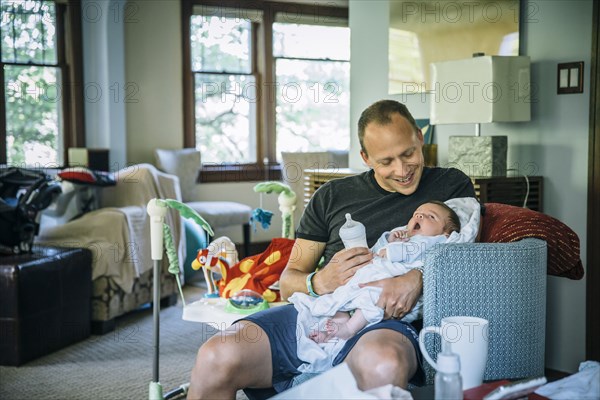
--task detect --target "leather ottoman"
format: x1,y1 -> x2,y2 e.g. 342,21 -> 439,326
0,246 -> 92,366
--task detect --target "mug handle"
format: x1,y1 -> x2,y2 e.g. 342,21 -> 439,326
418,326 -> 441,371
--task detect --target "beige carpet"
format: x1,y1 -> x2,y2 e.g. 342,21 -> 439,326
0,286 -> 248,400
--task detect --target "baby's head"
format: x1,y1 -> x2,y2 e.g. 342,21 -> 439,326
407,200 -> 461,237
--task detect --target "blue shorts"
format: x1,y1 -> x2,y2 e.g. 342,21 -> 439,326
238,304 -> 424,397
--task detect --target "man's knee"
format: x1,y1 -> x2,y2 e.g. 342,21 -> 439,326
195,330 -> 247,373
347,339 -> 417,389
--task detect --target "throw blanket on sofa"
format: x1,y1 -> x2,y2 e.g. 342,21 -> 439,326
37,164 -> 184,293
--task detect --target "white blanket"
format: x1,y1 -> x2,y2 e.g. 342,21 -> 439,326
289,197 -> 480,373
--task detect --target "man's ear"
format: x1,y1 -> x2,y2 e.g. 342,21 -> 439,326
416,128 -> 425,145
360,150 -> 370,167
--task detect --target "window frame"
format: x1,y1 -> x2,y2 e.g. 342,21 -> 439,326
0,0 -> 85,167
181,0 -> 348,183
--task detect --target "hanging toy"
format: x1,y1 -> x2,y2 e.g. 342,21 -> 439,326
250,207 -> 274,231
253,181 -> 297,239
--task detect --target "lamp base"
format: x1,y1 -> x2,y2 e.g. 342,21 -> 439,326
448,136 -> 507,177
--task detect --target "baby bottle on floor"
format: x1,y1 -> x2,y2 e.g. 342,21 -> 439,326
339,213 -> 368,249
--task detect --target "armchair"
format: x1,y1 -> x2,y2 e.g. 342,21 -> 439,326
291,205 -> 555,389
154,149 -> 252,256
289,237 -> 547,389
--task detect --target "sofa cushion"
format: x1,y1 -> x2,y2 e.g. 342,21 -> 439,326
480,203 -> 583,279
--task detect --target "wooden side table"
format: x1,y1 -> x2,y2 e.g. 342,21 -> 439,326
0,246 -> 92,366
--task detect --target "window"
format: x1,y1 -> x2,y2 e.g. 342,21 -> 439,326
1,0 -> 84,167
191,15 -> 257,164
273,23 -> 350,157
183,0 -> 349,182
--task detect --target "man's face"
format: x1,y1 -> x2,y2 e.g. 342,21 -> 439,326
360,113 -> 425,195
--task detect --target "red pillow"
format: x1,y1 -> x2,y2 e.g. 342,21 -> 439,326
480,203 -> 584,280
58,167 -> 97,184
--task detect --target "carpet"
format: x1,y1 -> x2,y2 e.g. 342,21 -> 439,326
0,286 -> 248,400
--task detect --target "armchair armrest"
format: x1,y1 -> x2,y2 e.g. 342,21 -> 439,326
422,238 -> 547,384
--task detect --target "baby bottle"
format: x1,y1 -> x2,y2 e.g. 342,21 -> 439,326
434,343 -> 463,400
339,213 -> 368,249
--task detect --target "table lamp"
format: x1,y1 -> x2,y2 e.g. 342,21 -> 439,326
430,55 -> 531,177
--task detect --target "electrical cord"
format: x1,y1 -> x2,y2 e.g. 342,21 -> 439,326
506,169 -> 530,208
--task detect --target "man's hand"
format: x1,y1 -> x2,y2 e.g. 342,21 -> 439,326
312,247 -> 373,295
359,269 -> 423,320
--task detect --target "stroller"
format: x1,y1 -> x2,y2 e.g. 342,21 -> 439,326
0,166 -> 62,255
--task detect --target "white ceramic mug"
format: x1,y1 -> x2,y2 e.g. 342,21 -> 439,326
419,316 -> 489,390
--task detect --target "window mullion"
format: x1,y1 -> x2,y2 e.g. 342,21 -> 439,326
0,64 -> 6,165
261,9 -> 276,166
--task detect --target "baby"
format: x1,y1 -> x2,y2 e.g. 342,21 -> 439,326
306,200 -> 461,343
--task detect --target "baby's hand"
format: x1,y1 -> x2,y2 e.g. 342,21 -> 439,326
388,230 -> 408,243
377,248 -> 387,258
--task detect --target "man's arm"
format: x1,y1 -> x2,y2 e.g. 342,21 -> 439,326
279,238 -> 373,300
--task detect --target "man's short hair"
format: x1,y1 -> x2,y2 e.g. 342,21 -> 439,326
358,99 -> 420,155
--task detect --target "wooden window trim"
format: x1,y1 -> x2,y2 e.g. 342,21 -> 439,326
182,0 -> 348,183
199,163 -> 282,183
0,0 -> 85,166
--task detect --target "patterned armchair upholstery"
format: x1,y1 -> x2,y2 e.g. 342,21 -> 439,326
422,238 -> 547,384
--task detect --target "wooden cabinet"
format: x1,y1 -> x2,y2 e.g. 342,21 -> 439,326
472,176 -> 543,212
304,168 -> 544,212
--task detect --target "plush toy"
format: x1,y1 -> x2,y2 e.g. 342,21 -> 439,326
191,236 -> 238,297
197,237 -> 295,302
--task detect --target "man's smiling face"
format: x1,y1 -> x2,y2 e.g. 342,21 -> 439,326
360,113 -> 425,195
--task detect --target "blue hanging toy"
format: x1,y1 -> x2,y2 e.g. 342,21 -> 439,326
250,207 -> 273,231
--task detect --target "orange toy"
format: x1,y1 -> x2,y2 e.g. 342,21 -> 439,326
217,238 -> 295,302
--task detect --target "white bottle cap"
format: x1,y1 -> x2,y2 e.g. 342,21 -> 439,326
339,213 -> 368,248
437,352 -> 461,374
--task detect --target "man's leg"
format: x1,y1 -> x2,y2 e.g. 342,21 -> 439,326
344,329 -> 418,390
187,321 -> 273,399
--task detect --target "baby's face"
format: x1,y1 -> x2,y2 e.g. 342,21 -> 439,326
406,203 -> 449,237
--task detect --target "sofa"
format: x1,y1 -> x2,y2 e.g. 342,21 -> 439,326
35,164 -> 186,334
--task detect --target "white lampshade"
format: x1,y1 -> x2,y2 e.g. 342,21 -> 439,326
430,55 -> 531,125
429,55 -> 531,177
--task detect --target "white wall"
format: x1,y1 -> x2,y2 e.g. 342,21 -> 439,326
349,0 -> 592,373
124,0 -> 184,165
82,0 -> 127,169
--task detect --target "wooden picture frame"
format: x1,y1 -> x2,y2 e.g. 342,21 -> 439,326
557,61 -> 584,94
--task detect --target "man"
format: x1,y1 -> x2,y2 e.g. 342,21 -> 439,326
187,100 -> 475,399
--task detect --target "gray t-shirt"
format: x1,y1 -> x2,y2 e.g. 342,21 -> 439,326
296,167 -> 475,266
